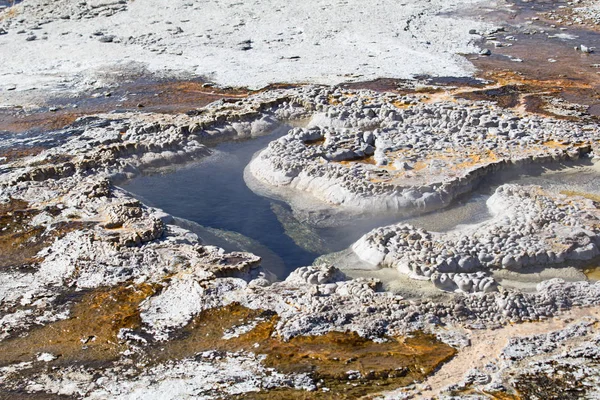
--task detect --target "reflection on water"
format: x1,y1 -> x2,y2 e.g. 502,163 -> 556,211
121,126 -> 600,279
0,1 -> 20,7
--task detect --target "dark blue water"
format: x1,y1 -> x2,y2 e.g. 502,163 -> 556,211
120,127 -> 322,277
0,0 -> 21,7
118,126 -> 507,277
119,126 -> 497,278
121,128 -> 597,279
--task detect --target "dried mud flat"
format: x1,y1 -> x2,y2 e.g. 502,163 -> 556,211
1,0 -> 600,399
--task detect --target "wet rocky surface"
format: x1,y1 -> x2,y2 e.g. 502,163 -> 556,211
351,184 -> 600,293
1,0 -> 600,398
248,87 -> 599,215
462,0 -> 600,121
1,83 -> 600,398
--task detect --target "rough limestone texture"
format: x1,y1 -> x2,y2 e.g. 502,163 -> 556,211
351,184 -> 600,293
249,88 -> 600,215
545,0 -> 600,27
10,352 -> 315,399
0,88 -> 309,187
0,176 -> 268,339
2,87 -> 600,398
434,319 -> 600,398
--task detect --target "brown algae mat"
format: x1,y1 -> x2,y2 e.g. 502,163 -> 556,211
0,299 -> 455,398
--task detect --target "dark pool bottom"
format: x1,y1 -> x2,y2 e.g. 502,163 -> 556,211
120,128 -> 600,279
120,127 -> 317,278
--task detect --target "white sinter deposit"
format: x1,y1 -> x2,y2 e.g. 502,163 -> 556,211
0,0 -> 489,103
351,184 -> 600,293
2,84 -> 600,398
248,88 -> 599,215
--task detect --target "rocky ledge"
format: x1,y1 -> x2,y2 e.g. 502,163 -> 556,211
249,88 -> 599,215
352,184 -> 600,293
2,85 -> 600,398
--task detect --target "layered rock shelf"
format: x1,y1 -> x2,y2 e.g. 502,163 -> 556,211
1,68 -> 600,400
249,88 -> 599,214
352,184 -> 600,293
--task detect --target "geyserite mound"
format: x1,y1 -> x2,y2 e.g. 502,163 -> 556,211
351,184 -> 600,292
250,89 -> 599,214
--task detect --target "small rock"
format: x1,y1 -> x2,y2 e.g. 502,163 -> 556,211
238,39 -> 252,51
577,44 -> 594,53
37,353 -> 58,362
98,35 -> 115,43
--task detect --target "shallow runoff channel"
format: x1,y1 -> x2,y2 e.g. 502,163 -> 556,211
121,127 -> 600,279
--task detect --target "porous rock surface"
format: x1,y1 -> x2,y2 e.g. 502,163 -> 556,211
1,88 -> 309,186
352,184 -> 600,293
435,318 -> 600,399
249,88 -> 599,214
2,86 -> 600,398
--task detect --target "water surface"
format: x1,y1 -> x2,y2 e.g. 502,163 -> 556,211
121,129 -> 600,278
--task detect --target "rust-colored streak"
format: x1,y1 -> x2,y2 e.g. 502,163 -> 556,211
0,79 -> 256,134
0,199 -> 44,269
457,85 -> 522,109
118,80 -> 251,114
0,111 -> 82,135
470,48 -> 600,120
0,283 -> 157,367
0,199 -> 95,270
0,146 -> 46,162
144,303 -> 455,399
0,295 -> 454,399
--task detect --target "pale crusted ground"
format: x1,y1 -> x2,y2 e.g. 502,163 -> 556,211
0,0 -> 488,105
424,306 -> 600,397
2,1 -> 600,398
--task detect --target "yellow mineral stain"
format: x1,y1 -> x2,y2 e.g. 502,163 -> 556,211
392,100 -> 412,109
0,283 -> 157,367
149,303 -> 455,399
452,389 -> 522,400
412,161 -> 428,172
0,199 -> 44,269
339,156 -> 377,166
0,199 -> 96,269
559,190 -> 600,203
542,140 -> 570,149
584,267 -> 600,282
327,95 -> 341,106
0,6 -> 19,21
0,294 -> 455,399
485,392 -> 522,400
453,150 -> 499,170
